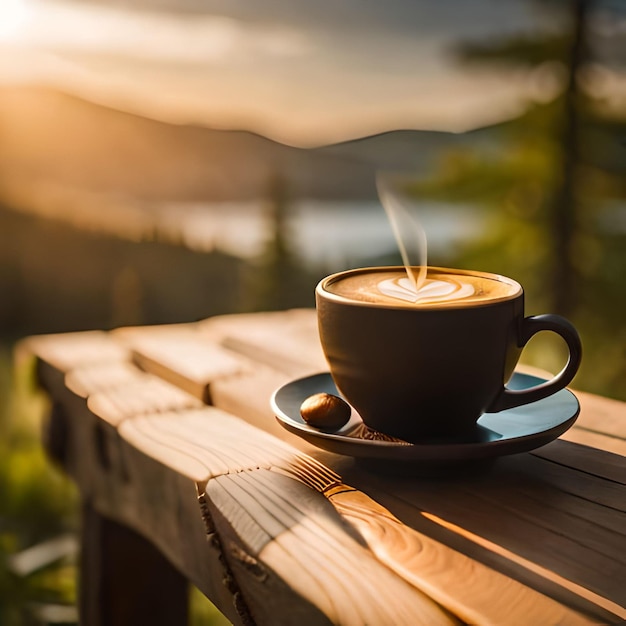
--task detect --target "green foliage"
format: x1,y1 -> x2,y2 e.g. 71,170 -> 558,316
244,174 -> 320,312
189,586 -> 232,626
0,347 -> 79,624
455,32 -> 573,68
407,140 -> 559,206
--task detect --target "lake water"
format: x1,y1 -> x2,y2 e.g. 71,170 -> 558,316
157,200 -> 485,269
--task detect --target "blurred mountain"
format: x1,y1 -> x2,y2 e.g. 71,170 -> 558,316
0,85 -> 482,204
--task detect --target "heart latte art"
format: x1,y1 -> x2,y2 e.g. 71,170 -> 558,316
377,276 -> 475,304
326,269 -> 520,308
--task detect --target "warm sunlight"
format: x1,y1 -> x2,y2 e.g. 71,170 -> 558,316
0,0 -> 551,145
0,0 -> 29,40
0,0 -> 623,145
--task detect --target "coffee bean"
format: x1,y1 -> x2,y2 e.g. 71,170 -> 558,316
300,393 -> 351,431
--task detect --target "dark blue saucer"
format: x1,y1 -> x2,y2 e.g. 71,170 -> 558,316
271,372 -> 580,466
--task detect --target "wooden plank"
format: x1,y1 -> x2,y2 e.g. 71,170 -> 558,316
65,361 -> 149,398
505,472 -> 625,536
323,486 -> 596,625
119,402 -> 474,625
25,315 -> 626,625
371,461 -> 626,610
199,315 -> 625,618
200,309 -> 328,377
346,487 -> 626,622
34,361 -> 136,502
18,331 -> 128,371
36,360 -> 240,625
102,442 -> 249,625
113,323 -> 245,402
464,474 -> 625,564
210,366 -> 303,444
532,439 -> 626,484
35,377 -> 245,624
87,377 -> 203,427
561,427 -> 626,457
28,330 -> 340,624
118,407 -> 299,483
118,406 -> 599,624
418,510 -> 626,622
202,501 -> 336,626
520,446 -> 624,511
575,390 -> 626,440
208,470 -> 458,626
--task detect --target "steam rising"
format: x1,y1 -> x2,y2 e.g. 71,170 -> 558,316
376,172 -> 475,305
376,173 -> 428,291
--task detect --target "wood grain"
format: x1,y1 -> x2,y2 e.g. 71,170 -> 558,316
420,510 -> 626,622
87,377 -> 203,427
19,331 -> 128,371
532,439 -> 626,484
208,470 -> 459,626
118,407 -> 600,624
114,323 -> 245,402
65,361 -> 148,398
560,427 -> 626,457
33,364 -> 245,624
119,403 -> 465,624
575,390 -> 626,440
200,308 -> 328,377
375,457 -> 626,610
118,407 -> 298,483
23,311 -> 626,626
327,487 -> 595,625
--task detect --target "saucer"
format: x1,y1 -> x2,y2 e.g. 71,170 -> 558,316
271,372 -> 580,466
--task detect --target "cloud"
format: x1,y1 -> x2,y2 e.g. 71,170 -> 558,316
3,0 -> 622,146
4,0 -> 313,63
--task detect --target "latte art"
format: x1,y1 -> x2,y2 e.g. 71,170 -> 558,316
325,268 -> 520,308
378,276 -> 475,304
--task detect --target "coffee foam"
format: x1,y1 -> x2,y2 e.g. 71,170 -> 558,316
378,276 -> 475,304
326,269 -> 520,308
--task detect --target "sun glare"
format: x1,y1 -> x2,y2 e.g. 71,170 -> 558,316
0,0 -> 29,40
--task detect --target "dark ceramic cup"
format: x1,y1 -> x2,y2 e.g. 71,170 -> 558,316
316,266 -> 582,442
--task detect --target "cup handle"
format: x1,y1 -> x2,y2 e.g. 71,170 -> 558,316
489,314 -> 582,412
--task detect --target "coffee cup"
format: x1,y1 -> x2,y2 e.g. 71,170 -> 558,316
315,266 -> 582,442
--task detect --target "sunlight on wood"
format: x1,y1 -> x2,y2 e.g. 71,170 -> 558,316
421,511 -> 626,621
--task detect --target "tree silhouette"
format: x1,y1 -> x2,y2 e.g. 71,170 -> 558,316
245,173 -> 316,312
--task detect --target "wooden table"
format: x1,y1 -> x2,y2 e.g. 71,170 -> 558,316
20,309 -> 625,625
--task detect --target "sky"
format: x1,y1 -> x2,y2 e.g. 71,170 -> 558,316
0,0 -> 624,146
